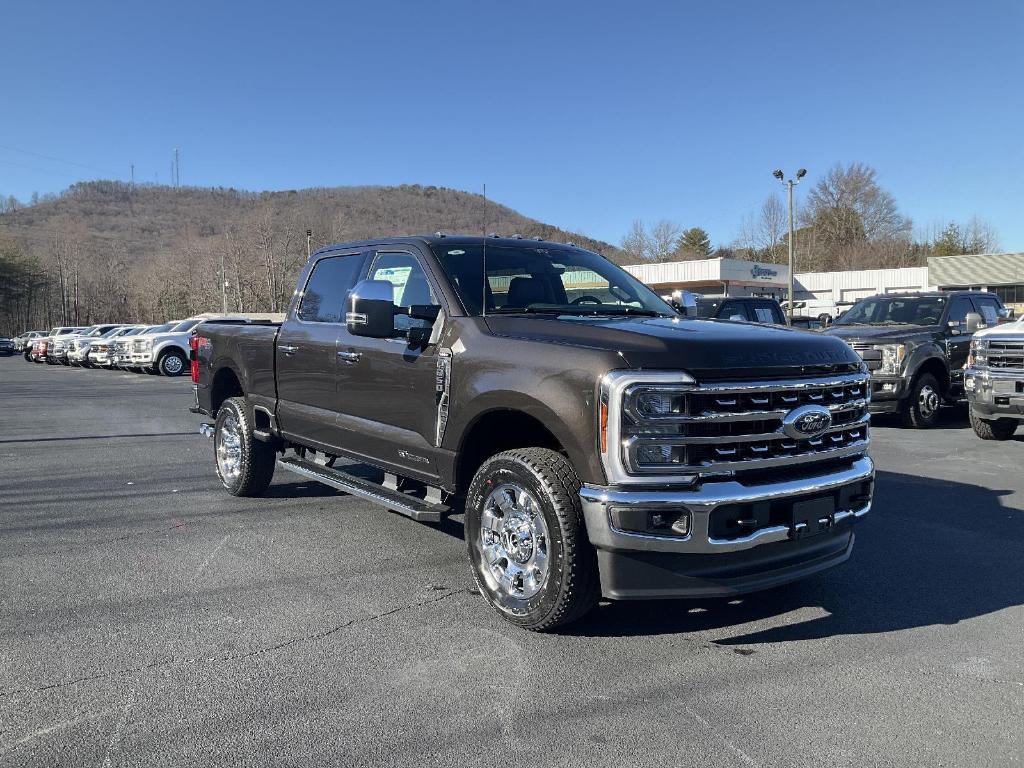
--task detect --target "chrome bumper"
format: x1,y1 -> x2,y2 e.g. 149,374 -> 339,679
580,456 -> 873,555
965,367 -> 1024,416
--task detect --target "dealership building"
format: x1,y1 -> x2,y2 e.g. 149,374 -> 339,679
625,252 -> 1024,313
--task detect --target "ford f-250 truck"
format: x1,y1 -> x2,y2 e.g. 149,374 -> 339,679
191,235 -> 875,631
964,314 -> 1024,440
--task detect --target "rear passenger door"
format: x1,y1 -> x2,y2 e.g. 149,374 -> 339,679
276,250 -> 368,451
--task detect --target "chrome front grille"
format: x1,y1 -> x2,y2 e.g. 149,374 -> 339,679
622,374 -> 871,475
133,340 -> 146,352
988,340 -> 1024,370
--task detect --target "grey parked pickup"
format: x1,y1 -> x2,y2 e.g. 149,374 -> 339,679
191,235 -> 875,631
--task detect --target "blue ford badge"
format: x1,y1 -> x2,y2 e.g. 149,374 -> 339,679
781,405 -> 833,439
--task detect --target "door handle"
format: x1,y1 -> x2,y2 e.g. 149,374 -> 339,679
337,350 -> 362,363
279,344 -> 299,354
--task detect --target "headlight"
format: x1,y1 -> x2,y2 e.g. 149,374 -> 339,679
968,338 -> 988,367
600,371 -> 696,484
875,344 -> 906,375
140,340 -> 152,350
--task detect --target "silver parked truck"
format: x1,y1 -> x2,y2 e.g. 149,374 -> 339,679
965,314 -> 1024,440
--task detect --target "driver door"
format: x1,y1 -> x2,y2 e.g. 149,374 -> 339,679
944,296 -> 976,384
333,247 -> 447,480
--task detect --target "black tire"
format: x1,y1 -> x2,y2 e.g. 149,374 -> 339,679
158,349 -> 187,377
900,372 -> 942,429
970,408 -> 1018,440
465,447 -> 600,632
213,397 -> 276,496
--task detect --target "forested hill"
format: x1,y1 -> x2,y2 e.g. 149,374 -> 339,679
0,182 -> 621,332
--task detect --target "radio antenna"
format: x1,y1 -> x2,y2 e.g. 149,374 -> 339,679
481,182 -> 487,317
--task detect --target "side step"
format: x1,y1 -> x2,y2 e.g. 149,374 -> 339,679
276,455 -> 448,523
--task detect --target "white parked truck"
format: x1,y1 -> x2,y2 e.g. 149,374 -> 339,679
965,313 -> 1024,440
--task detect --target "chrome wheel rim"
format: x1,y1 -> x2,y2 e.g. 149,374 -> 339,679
163,355 -> 183,374
918,384 -> 940,419
479,483 -> 550,600
216,413 -> 243,481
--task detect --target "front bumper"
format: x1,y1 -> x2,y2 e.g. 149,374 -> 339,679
865,375 -> 906,411
965,367 -> 1024,419
130,352 -> 154,364
68,347 -> 90,362
579,456 -> 874,599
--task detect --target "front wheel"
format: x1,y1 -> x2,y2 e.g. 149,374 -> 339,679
465,448 -> 600,632
158,350 -> 187,376
214,397 -> 276,496
900,372 -> 942,428
970,408 -> 1018,440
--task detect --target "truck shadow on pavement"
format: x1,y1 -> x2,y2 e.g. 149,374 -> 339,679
566,469 -> 1024,640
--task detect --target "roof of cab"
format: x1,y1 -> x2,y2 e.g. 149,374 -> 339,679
312,234 -> 595,259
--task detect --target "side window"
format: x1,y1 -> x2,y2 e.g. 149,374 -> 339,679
971,296 -> 1001,326
754,305 -> 781,324
720,301 -> 748,321
945,297 -> 974,328
370,252 -> 439,331
297,254 -> 365,323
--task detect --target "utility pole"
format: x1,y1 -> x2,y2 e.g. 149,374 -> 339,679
174,148 -> 180,187
306,229 -> 312,260
220,250 -> 228,313
772,168 -> 807,324
130,162 -> 135,188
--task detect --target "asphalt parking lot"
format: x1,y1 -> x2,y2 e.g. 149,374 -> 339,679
1,358 -> 1022,767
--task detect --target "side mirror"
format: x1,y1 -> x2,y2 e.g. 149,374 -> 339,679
346,280 -> 396,338
670,289 -> 698,316
964,312 -> 983,333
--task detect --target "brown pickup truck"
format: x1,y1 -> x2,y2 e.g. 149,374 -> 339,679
191,235 -> 875,631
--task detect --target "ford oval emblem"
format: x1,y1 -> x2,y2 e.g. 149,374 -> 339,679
781,404 -> 833,439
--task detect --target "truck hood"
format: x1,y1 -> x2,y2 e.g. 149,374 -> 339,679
974,321 -> 1024,339
822,323 -> 940,345
484,315 -> 861,378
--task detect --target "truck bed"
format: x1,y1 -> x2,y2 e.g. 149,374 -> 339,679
194,321 -> 281,416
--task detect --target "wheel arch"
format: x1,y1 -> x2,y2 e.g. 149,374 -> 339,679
452,399 -> 595,495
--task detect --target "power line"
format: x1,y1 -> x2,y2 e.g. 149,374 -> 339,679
0,143 -> 110,174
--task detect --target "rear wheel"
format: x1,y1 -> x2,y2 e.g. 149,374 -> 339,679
901,372 -> 942,429
214,397 -> 276,496
465,448 -> 600,632
970,408 -> 1018,440
158,349 -> 187,377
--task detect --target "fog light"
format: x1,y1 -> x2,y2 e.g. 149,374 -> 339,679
965,376 -> 976,392
611,506 -> 691,538
881,382 -> 896,392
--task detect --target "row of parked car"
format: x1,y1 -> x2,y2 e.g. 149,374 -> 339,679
12,317 -> 230,375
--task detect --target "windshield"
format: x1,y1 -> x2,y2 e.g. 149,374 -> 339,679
835,295 -> 947,326
99,327 -> 123,338
86,326 -> 108,337
430,244 -> 673,317
141,323 -> 174,334
171,319 -> 201,333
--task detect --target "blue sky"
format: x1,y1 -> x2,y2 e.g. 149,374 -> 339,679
2,0 -> 1022,249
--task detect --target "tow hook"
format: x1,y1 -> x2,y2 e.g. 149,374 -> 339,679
199,423 -> 215,439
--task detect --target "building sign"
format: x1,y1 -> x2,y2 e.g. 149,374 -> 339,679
751,265 -> 779,280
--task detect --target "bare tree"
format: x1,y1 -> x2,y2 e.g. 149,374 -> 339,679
803,163 -> 911,245
648,220 -> 682,262
737,194 -> 788,262
620,219 -> 650,263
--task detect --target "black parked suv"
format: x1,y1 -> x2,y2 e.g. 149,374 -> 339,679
824,291 -> 1009,428
695,296 -> 786,325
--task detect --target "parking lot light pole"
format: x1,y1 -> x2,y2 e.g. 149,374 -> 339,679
773,168 -> 806,324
